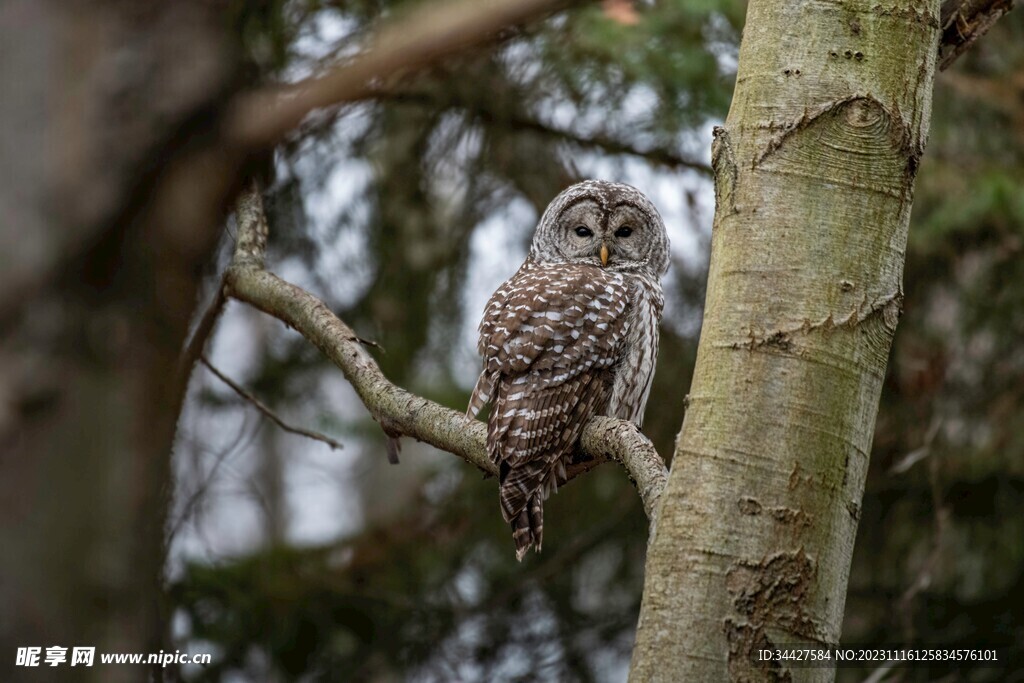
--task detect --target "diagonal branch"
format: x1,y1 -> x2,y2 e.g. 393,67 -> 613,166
228,0 -> 584,147
201,356 -> 345,451
939,0 -> 1016,71
228,263 -> 496,472
223,183 -> 668,521
177,277 -> 228,386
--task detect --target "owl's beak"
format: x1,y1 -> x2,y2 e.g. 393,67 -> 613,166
600,242 -> 609,267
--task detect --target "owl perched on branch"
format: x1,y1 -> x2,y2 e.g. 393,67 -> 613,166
467,180 -> 669,560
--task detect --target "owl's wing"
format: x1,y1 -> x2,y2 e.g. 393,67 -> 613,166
469,263 -> 631,467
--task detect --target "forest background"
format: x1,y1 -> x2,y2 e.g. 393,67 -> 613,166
3,0 -> 1021,681
170,2 -> 1023,680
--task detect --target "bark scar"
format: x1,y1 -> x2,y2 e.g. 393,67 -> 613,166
724,551 -> 823,680
753,95 -> 916,199
732,291 -> 903,355
712,125 -> 738,219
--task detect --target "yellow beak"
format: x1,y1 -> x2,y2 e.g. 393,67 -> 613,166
600,242 -> 609,267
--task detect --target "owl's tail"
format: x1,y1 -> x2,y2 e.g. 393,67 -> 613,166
498,460 -> 547,561
510,494 -> 544,562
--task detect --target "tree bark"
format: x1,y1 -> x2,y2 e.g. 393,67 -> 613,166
629,2 -> 940,681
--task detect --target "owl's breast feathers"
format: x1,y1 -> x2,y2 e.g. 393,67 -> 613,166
467,261 -> 631,425
608,272 -> 664,426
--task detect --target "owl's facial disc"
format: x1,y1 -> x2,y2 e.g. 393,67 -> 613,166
601,204 -> 649,270
552,199 -> 604,266
547,199 -> 652,269
530,181 -> 669,276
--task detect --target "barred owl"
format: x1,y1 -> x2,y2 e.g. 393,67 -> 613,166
467,180 -> 669,560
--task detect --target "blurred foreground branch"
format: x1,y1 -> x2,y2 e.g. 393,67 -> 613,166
224,183 -> 668,522
228,0 -> 581,147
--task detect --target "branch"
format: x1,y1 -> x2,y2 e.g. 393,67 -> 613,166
177,277 -> 227,386
580,417 -> 668,520
228,0 -> 582,147
381,89 -> 713,175
939,0 -> 1016,71
541,126 -> 713,176
200,356 -> 345,451
223,184 -> 668,521
176,179 -> 268,387
232,180 -> 270,268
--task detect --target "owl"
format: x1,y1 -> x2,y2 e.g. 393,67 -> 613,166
467,180 -> 669,560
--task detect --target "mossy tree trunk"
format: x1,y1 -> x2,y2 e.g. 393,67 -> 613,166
630,1 -> 940,681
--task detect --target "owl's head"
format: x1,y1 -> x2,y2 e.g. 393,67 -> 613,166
529,180 -> 670,277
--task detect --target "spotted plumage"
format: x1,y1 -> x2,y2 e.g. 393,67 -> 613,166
468,180 -> 669,560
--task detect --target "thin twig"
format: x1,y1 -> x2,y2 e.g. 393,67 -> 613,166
860,659 -> 898,683
380,89 -> 713,175
200,355 -> 345,451
483,112 -> 712,175
166,414 -> 260,543
177,277 -> 228,386
356,336 -> 385,352
897,417 -> 950,641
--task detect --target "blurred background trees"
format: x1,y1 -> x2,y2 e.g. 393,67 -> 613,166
168,2 -> 1023,681
171,3 -> 728,679
4,0 -> 1018,681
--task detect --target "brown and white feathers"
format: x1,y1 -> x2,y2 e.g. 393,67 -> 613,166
468,180 -> 669,560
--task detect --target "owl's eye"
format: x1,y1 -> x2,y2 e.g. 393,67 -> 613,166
574,226 -> 593,237
615,226 -> 633,238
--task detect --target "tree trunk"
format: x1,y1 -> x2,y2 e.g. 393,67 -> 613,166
630,2 -> 940,681
0,3 -> 237,680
